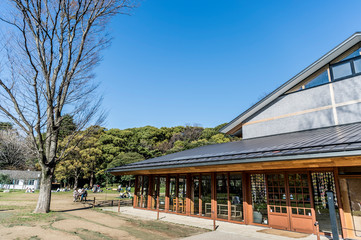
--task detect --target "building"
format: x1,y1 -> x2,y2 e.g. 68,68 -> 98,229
109,33 -> 361,239
0,170 -> 41,190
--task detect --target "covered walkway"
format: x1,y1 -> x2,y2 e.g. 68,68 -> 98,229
102,206 -> 329,240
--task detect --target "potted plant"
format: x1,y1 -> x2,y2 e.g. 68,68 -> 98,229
253,202 -> 267,224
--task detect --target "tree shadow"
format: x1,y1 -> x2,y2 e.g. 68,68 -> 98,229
53,206 -> 92,213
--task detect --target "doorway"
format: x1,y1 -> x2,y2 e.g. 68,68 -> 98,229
267,173 -> 316,234
347,178 -> 361,238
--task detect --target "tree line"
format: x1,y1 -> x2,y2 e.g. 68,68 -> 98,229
54,122 -> 239,189
0,119 -> 238,189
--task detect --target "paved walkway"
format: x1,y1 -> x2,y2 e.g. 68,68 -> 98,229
102,207 -> 330,240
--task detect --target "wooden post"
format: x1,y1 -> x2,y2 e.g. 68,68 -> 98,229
118,199 -> 121,212
93,197 -> 96,208
147,175 -> 153,210
212,173 -> 217,231
157,176 -> 160,220
186,174 -> 191,216
334,168 -> 347,239
199,175 -> 202,216
176,175 -> 179,213
134,175 -> 139,208
211,173 -> 217,223
213,217 -> 216,231
140,176 -> 144,208
307,171 -> 317,234
227,173 -> 231,221
243,173 -> 253,225
111,200 -> 113,206
165,175 -> 170,211
315,221 -> 321,240
157,198 -> 160,220
338,177 -> 355,239
211,173 -> 216,230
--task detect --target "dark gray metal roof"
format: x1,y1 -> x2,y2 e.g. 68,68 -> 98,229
0,170 -> 41,179
108,122 -> 361,173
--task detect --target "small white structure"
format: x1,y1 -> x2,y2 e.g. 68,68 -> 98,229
0,170 -> 41,190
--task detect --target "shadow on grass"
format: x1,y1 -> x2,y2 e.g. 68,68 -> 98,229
53,206 -> 92,213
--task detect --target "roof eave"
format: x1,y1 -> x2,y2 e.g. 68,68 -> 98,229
107,149 -> 361,174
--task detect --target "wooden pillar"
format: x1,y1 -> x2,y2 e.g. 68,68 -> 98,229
243,173 -> 253,225
165,175 -> 170,212
176,175 -> 179,213
199,175 -> 203,216
147,175 -> 153,210
186,174 -> 192,215
133,175 -> 139,208
307,171 -> 317,234
156,176 -> 160,209
140,176 -> 144,208
334,168 -> 347,239
211,172 -> 216,219
338,177 -> 355,239
227,173 -> 231,221
190,175 -> 195,215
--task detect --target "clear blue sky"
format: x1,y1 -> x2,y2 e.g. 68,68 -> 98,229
96,0 -> 361,130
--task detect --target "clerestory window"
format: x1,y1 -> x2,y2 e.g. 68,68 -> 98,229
341,47 -> 361,61
304,70 -> 329,89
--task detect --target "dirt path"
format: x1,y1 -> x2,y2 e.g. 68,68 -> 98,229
0,191 -> 207,240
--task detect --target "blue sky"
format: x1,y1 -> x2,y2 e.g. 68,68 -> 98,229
96,0 -> 361,130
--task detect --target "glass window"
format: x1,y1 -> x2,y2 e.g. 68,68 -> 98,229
229,173 -> 243,222
251,174 -> 268,224
191,175 -> 200,215
177,175 -> 187,213
216,174 -> 228,220
201,175 -> 212,217
27,180 -> 35,185
332,62 -> 353,80
311,172 -> 341,234
354,58 -> 361,74
288,174 -> 312,216
305,70 -> 329,89
267,174 -> 288,214
151,176 -> 158,209
141,176 -> 149,208
159,177 -> 166,210
136,176 -> 142,207
342,48 -> 361,61
169,176 -> 176,212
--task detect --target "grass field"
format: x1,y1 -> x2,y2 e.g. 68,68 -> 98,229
0,190 -> 208,240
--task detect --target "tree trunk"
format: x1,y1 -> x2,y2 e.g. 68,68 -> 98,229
74,176 -> 79,189
34,169 -> 53,213
90,172 -> 94,188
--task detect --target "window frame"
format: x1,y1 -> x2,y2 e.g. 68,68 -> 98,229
330,54 -> 361,82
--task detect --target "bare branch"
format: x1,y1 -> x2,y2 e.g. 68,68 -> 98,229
0,0 -> 136,213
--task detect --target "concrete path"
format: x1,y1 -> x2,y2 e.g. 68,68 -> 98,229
102,207 -> 330,240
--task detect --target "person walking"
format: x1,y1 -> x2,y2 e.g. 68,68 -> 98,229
81,188 -> 88,202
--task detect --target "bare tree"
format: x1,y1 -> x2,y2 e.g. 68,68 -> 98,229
0,129 -> 36,169
0,0 -> 135,213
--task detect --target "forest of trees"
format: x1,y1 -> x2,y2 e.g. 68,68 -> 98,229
55,123 -> 239,188
0,119 -> 239,188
